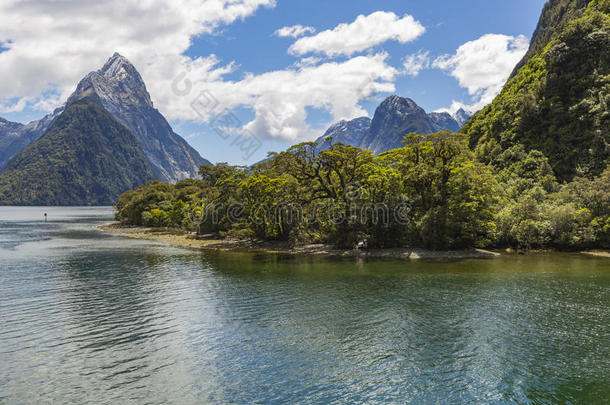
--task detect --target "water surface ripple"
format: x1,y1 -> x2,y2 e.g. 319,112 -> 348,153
0,207 -> 609,404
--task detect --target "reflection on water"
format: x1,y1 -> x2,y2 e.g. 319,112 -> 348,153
0,207 -> 609,404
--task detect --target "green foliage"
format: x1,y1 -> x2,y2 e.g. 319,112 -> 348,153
115,132 -> 501,250
456,1 -> 610,250
555,166 -> 610,247
237,174 -> 300,240
376,132 -> 498,249
590,0 -> 610,14
464,3 -> 610,180
0,99 -> 155,206
112,0 -> 610,252
115,181 -> 176,225
111,0 -> 610,252
510,0 -> 591,77
493,160 -> 610,249
115,129 -> 609,251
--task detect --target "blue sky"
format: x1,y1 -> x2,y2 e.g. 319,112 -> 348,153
0,0 -> 547,165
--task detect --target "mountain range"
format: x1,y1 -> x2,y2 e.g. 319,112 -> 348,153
1,53 -> 462,205
0,108 -> 62,171
313,0 -> 609,180
315,96 -> 469,154
1,0 -> 606,205
0,53 -> 210,205
0,98 -> 155,206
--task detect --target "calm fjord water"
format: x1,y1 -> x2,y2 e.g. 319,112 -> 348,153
0,207 -> 609,404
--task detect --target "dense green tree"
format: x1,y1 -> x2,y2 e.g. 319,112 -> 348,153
116,181 -> 181,226
114,135 -> 607,251
374,131 -> 498,249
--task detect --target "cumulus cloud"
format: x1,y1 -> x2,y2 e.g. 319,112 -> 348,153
291,56 -> 323,68
288,11 -> 425,57
402,51 -> 430,77
433,33 -> 529,112
240,54 -> 398,141
274,25 -> 316,38
0,0 -> 275,111
0,0 -> 400,142
175,53 -> 398,142
0,98 -> 28,113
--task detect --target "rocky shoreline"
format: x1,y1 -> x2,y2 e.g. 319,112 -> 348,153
581,251 -> 610,258
99,223 -> 503,261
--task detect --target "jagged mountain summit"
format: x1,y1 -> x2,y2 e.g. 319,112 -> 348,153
0,53 -> 209,183
428,111 -> 461,133
315,96 -> 464,155
315,117 -> 371,152
66,53 -> 210,182
452,108 -> 472,127
359,96 -> 462,154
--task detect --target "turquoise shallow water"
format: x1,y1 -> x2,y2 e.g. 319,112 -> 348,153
0,207 -> 609,404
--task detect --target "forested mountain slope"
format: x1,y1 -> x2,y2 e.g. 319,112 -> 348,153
0,99 -> 155,206
463,0 -> 610,180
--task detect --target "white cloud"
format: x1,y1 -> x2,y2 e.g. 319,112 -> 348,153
274,25 -> 316,38
292,56 -> 323,68
433,33 -> 529,112
434,101 -> 473,116
0,0 -> 400,143
0,0 -> 276,112
0,98 -> 28,113
175,53 -> 398,142
288,11 -> 425,57
402,51 -> 430,77
240,54 -> 398,141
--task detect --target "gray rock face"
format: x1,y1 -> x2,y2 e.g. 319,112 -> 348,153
314,96 -> 463,155
314,117 -> 371,152
0,118 -> 23,133
359,95 -> 461,154
0,120 -> 24,168
0,98 -> 156,206
428,112 -> 461,133
67,53 -> 210,182
0,109 -> 62,171
452,108 -> 472,128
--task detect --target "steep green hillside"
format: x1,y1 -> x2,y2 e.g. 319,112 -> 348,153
510,0 -> 591,77
0,98 -> 155,206
463,0 -> 610,180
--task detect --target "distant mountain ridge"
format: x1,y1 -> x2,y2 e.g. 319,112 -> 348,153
316,96 -> 468,154
315,117 -> 371,152
452,108 -> 471,127
0,53 -> 209,182
0,108 -> 63,171
0,98 -> 155,206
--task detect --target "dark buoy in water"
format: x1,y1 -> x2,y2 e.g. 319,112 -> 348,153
44,213 -> 47,222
